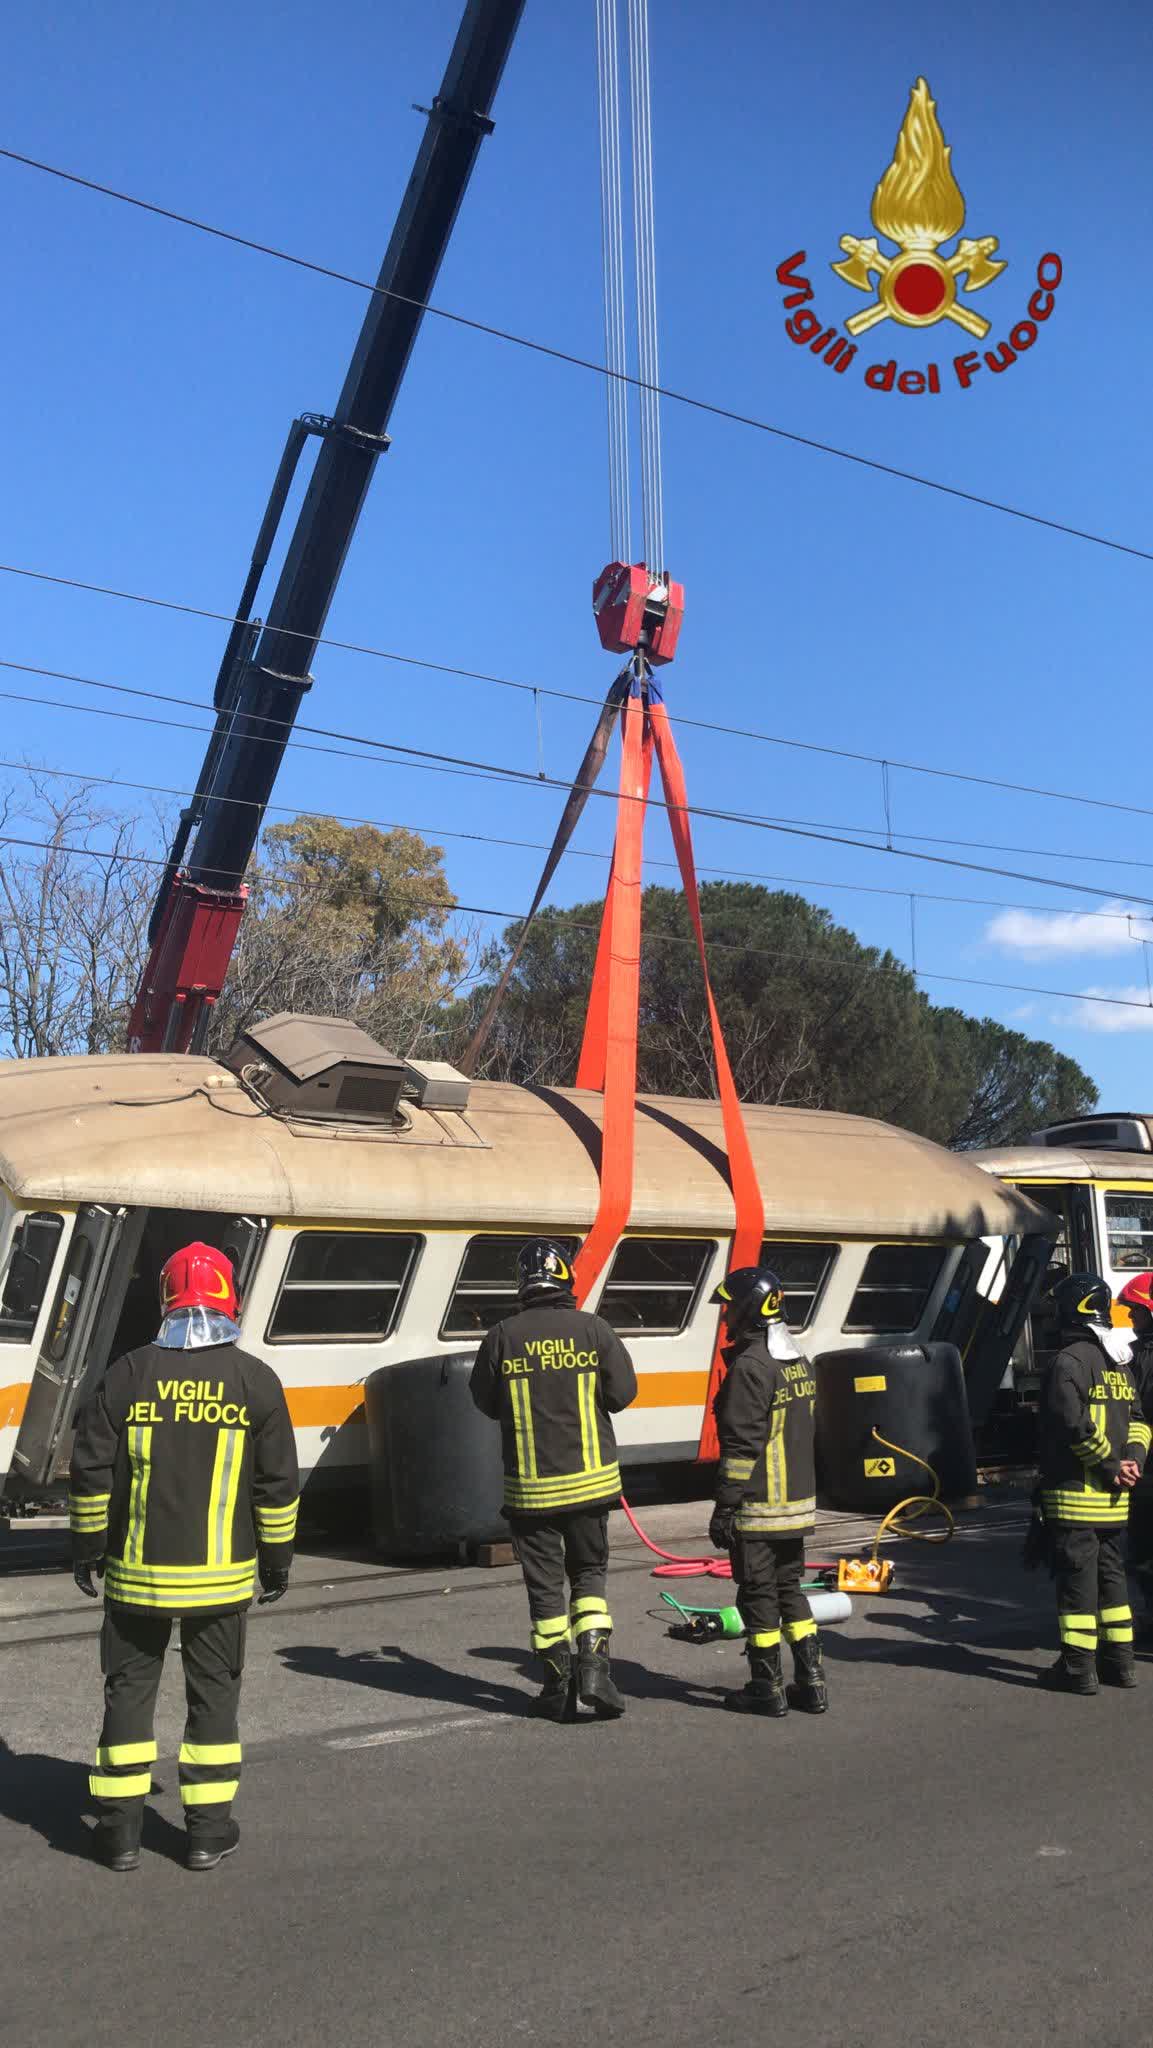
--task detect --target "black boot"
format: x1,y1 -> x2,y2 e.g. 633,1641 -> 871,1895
576,1629 -> 625,1718
724,1645 -> 787,1718
1098,1651 -> 1138,1690
530,1646 -> 575,1722
1043,1651 -> 1098,1696
186,1819 -> 240,1871
788,1633 -> 829,1714
93,1823 -> 140,1872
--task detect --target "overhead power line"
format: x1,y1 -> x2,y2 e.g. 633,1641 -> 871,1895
0,821 -> 1147,1019
1,143 -> 1150,568
4,655 -> 1153,918
1,566 -> 1152,836
8,747 -> 1152,931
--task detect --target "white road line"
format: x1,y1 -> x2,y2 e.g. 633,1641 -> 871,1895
328,1715 -> 509,1750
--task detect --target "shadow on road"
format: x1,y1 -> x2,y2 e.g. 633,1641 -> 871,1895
277,1640 -> 728,1714
0,1739 -> 193,1866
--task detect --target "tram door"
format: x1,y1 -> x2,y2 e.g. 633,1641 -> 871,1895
8,1204 -> 139,1495
1008,1182 -> 1096,1398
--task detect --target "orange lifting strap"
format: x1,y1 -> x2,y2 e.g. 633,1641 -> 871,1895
572,679 -> 764,1461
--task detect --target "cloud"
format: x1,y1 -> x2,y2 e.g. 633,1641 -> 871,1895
1064,985 -> 1153,1034
985,899 -> 1153,959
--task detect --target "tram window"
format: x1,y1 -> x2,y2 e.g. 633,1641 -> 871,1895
760,1241 -> 837,1330
267,1232 -> 421,1343
0,1212 -> 64,1344
843,1245 -> 946,1334
598,1238 -> 714,1335
1105,1195 -> 1153,1272
441,1235 -> 580,1339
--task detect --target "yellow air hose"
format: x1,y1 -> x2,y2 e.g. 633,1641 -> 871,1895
867,1426 -> 955,1565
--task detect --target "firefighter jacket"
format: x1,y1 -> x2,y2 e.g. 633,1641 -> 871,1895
469,1292 -> 637,1515
1039,1330 -> 1151,1526
713,1328 -> 816,1539
69,1341 -> 300,1614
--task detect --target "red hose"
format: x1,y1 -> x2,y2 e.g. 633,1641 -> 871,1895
620,1497 -> 838,1581
620,1496 -> 733,1578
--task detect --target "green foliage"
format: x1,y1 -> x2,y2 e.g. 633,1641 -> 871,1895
451,880 -> 1097,1147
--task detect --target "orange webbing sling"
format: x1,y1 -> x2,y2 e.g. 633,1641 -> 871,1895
571,690 -> 649,1307
647,697 -> 765,1459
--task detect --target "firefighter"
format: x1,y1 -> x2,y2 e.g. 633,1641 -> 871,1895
1038,1272 -> 1151,1694
1116,1273 -> 1153,1634
469,1240 -> 637,1721
707,1264 -> 825,1718
69,1242 -> 299,1872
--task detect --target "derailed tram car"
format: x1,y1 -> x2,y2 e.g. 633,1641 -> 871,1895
0,1015 -> 1052,1526
973,1111 -> 1153,1435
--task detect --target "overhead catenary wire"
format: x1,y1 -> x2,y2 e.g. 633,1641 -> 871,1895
7,656 -> 1153,910
5,561 -> 1153,836
6,743 -> 1153,931
2,143 -> 1151,568
0,821 -> 1148,1016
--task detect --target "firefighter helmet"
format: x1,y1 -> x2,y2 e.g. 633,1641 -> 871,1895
516,1239 -> 574,1302
1118,1272 -> 1153,1316
710,1265 -> 784,1334
1049,1271 -> 1112,1329
160,1242 -> 238,1320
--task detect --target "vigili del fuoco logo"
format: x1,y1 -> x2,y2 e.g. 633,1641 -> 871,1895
775,77 -> 1062,394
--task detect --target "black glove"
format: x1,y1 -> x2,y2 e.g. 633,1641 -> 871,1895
709,1504 -> 736,1553
258,1563 -> 290,1606
74,1558 -> 105,1599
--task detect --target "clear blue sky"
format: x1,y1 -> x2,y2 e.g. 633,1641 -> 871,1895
2,0 -> 1151,1105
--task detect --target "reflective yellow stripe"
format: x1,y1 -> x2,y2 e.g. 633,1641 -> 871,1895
206,1427 -> 244,1569
749,1629 -> 780,1648
719,1457 -> 755,1482
1129,1422 -> 1152,1449
1102,1625 -> 1134,1643
179,1741 -> 243,1766
786,1618 -> 817,1642
509,1381 -> 531,1480
520,1381 -> 537,1480
89,1771 -> 150,1799
531,1615 -> 571,1650
578,1373 -> 597,1474
255,1501 -> 298,1540
571,1597 -> 608,1616
1100,1606 -> 1133,1623
572,1611 -> 611,1638
69,1491 -> 110,1530
124,1426 -> 152,1566
96,1741 -> 157,1767
504,1464 -> 620,1510
181,1780 -> 239,1806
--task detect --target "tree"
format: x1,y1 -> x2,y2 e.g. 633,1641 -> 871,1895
452,881 -> 1098,1147
0,778 -> 153,1057
208,815 -> 476,1058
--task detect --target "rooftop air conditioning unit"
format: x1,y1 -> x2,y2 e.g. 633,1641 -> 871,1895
223,1013 -> 408,1127
402,1058 -> 471,1112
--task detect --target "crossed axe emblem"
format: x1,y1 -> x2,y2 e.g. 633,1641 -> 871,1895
832,235 -> 1006,340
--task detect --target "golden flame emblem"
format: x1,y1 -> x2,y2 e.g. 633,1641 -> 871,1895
832,78 -> 1005,339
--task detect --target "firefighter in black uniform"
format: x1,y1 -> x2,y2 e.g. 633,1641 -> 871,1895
707,1264 -> 826,1718
1038,1272 -> 1151,1694
469,1240 -> 637,1720
69,1242 -> 299,1871
1116,1272 -> 1153,1635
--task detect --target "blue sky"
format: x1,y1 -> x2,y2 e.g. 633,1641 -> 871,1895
2,0 -> 1152,1105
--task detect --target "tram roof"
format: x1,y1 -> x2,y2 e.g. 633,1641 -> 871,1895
973,1144 -> 1153,1184
0,1053 -> 1046,1242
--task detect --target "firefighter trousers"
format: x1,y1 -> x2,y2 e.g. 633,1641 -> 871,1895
1051,1523 -> 1133,1661
730,1533 -> 815,1650
511,1510 -> 612,1655
89,1603 -> 246,1839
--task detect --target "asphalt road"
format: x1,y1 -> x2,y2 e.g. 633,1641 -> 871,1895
0,1499 -> 1148,2048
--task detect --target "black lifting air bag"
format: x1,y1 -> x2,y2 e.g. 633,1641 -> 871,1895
365,1353 -> 507,1559
814,1341 -> 977,1512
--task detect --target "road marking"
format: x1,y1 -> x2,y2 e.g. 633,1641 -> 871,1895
1036,1845 -> 1069,1858
328,1715 -> 508,1750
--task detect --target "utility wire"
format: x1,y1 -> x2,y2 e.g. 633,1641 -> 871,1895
5,659 -> 1153,915
2,563 -> 1152,836
1,143 -> 1150,568
0,822 -> 1147,1016
8,746 -> 1152,931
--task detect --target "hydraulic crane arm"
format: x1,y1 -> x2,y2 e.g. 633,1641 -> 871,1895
128,0 -> 526,1053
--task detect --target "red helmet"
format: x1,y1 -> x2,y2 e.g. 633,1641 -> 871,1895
1118,1272 -> 1153,1314
160,1242 -> 238,1319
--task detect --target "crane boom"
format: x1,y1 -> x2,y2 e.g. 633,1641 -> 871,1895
128,0 -> 526,1053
